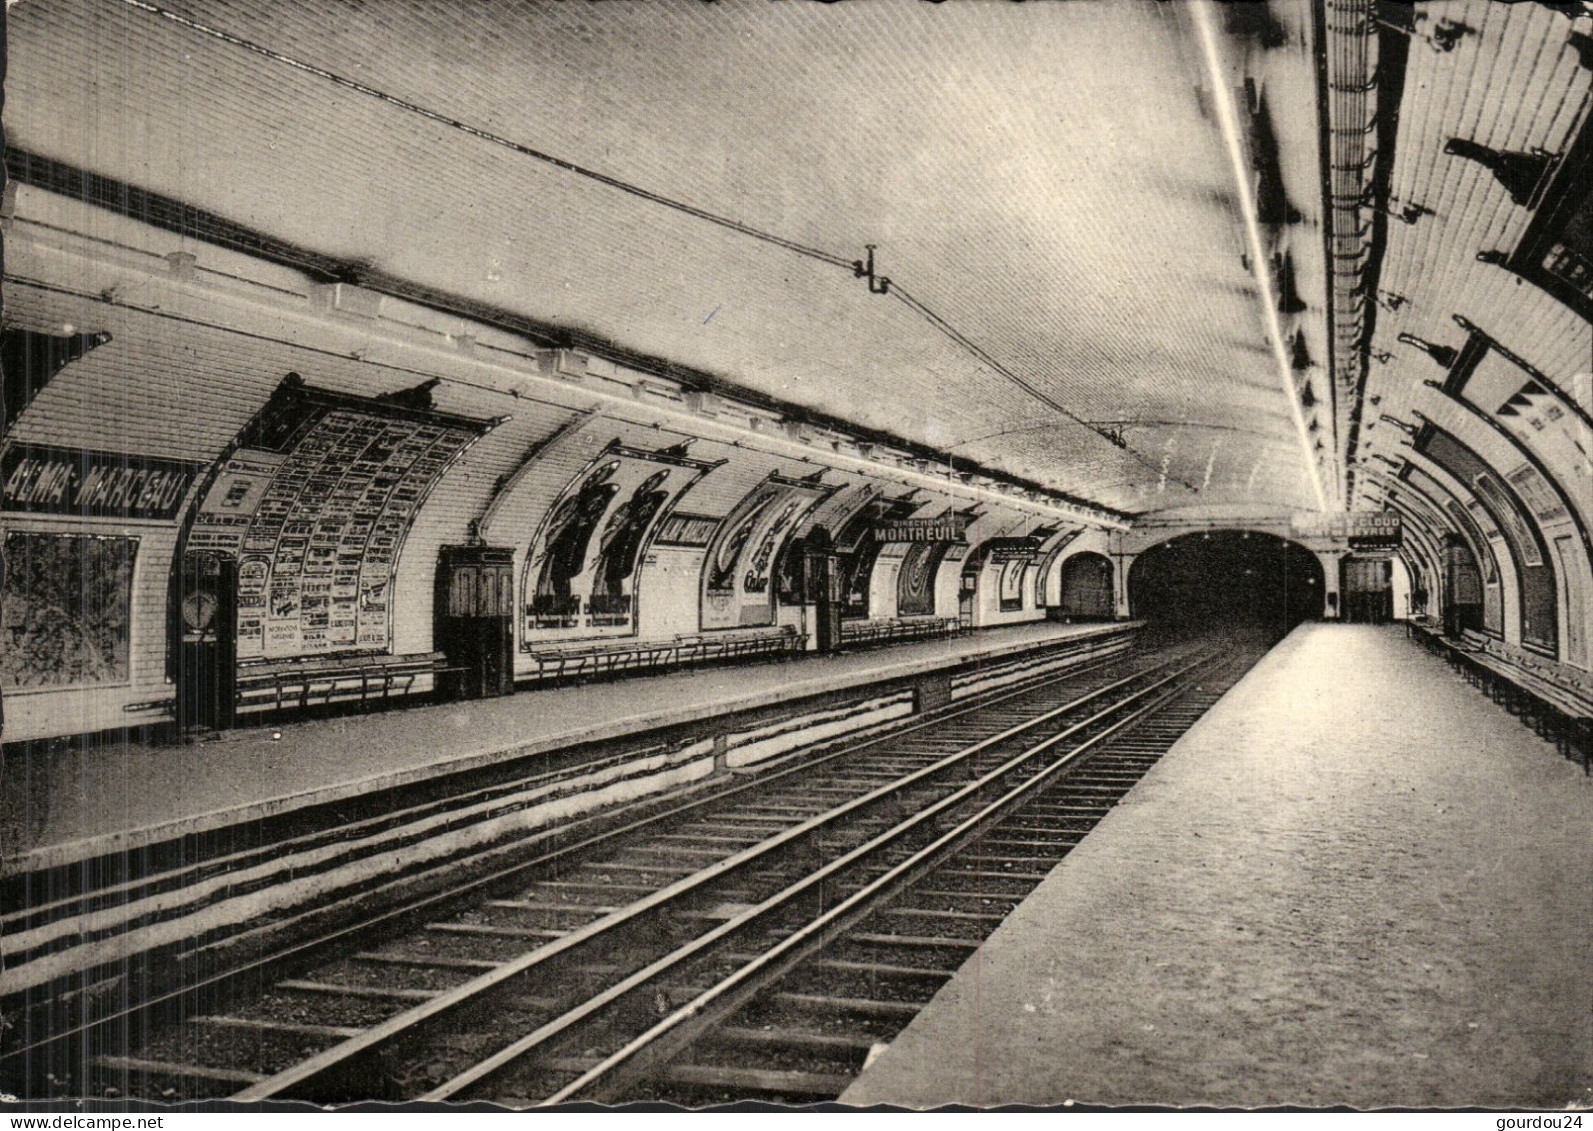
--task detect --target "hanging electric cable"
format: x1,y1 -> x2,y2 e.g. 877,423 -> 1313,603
889,283 -> 1200,490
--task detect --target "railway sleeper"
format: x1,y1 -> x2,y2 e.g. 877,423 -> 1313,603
970,835 -> 1084,850
705,1025 -> 878,1057
580,1057 -> 855,1103
652,831 -> 771,846
424,921 -> 567,942
535,879 -> 657,896
141,1017 -> 350,1079
762,992 -> 922,1022
352,950 -> 499,973
274,979 -> 442,1004
89,1055 -> 265,1101
722,953 -> 953,983
845,932 -> 980,952
928,866 -> 1054,883
674,1041 -> 869,1083
484,898 -> 623,917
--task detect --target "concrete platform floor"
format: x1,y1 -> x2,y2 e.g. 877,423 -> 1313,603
843,623 -> 1593,1110
1,620 -> 1122,873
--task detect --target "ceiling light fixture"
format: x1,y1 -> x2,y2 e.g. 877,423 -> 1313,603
1190,0 -> 1332,512
1397,332 -> 1459,369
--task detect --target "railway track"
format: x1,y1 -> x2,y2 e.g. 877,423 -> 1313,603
45,635 -> 1252,1106
596,652 -> 1252,1106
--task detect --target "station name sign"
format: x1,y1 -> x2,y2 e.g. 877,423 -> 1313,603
1347,512 -> 1403,549
1290,511 -> 1402,547
1,443 -> 204,520
875,516 -> 969,543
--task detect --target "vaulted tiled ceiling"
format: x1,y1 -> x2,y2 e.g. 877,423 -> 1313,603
3,0 -> 1436,517
1349,0 -> 1593,509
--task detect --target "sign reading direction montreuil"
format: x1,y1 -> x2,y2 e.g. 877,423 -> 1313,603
1,443 -> 204,520
875,515 -> 969,543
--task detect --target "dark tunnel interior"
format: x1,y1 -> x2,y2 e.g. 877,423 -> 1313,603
1129,531 -> 1325,640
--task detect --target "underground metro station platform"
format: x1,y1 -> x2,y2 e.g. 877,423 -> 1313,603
2,0 -> 1592,1112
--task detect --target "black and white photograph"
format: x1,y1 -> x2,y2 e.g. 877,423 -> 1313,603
0,0 -> 1590,1116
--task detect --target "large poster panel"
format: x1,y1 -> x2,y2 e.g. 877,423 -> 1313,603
702,475 -> 834,631
998,556 -> 1030,612
1423,426 -> 1556,653
1553,535 -> 1588,669
184,376 -> 492,659
896,541 -> 953,617
2,532 -> 136,689
524,442 -> 716,643
1033,528 -> 1083,605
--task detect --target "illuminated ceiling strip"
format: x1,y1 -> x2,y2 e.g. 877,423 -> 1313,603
1190,0 -> 1334,513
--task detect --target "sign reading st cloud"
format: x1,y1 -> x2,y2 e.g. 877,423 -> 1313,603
1291,511 -> 1402,546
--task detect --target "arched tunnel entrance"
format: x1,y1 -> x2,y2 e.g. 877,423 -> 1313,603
1129,531 -> 1324,639
1058,552 -> 1114,620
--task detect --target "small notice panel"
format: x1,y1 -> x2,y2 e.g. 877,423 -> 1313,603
982,536 -> 1045,562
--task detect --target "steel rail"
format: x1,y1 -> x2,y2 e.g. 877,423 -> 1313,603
422,650 -> 1218,1103
229,638 -> 1163,1102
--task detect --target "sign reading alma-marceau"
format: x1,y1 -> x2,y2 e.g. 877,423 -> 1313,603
1,443 -> 204,520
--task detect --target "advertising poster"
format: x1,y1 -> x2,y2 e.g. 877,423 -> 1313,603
524,442 -> 717,642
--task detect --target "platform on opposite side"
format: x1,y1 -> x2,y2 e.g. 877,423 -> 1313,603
843,623 -> 1593,1110
2,620 -> 1126,873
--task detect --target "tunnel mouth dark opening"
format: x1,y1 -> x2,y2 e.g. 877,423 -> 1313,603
1129,531 -> 1324,642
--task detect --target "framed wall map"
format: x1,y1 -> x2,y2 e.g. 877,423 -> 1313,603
2,532 -> 136,690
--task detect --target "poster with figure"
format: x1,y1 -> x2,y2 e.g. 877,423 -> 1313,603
701,474 -> 834,631
524,442 -> 718,642
998,555 -> 1030,611
590,469 -> 674,626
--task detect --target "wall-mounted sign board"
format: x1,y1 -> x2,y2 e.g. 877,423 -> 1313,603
2,443 -> 204,520
875,516 -> 969,543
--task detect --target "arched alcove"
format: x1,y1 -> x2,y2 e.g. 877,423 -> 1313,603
1057,552 -> 1114,620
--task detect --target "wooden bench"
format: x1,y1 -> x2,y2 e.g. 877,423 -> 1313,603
839,616 -> 962,648
1437,628 -> 1593,773
525,638 -> 677,682
524,625 -> 806,684
236,651 -> 451,715
678,626 -> 806,664
1405,615 -> 1441,643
